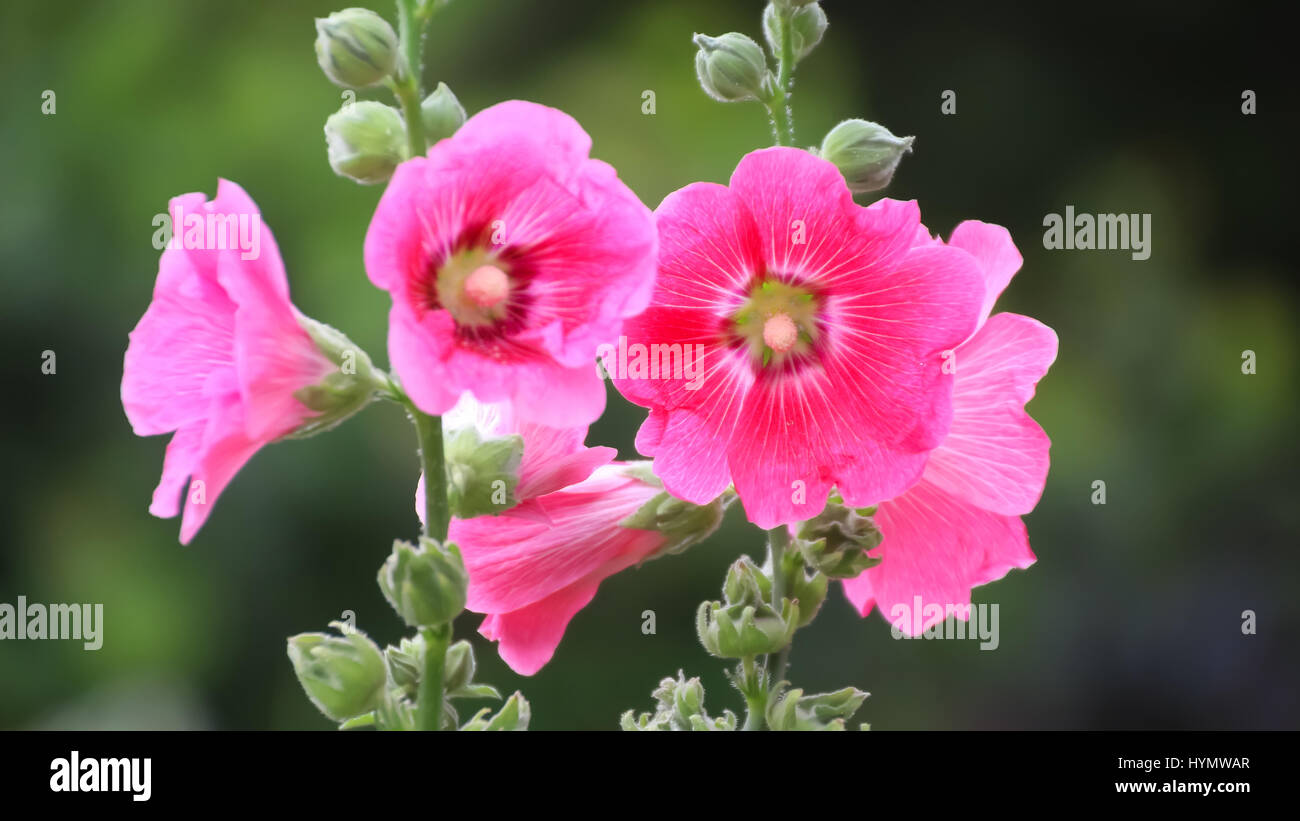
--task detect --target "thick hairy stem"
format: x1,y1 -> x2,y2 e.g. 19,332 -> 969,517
415,623 -> 451,730
410,406 -> 450,541
394,0 -> 428,157
766,7 -> 797,146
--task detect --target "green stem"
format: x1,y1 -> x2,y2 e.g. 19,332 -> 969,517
739,656 -> 767,731
415,623 -> 451,730
395,0 -> 427,157
766,6 -> 797,146
410,405 -> 450,541
766,525 -> 792,690
408,404 -> 451,731
767,525 -> 790,605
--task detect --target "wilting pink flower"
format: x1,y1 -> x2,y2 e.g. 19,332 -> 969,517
364,100 -> 657,427
842,221 -> 1058,633
415,399 -> 667,675
452,464 -> 668,675
122,180 -> 336,544
613,146 -> 986,529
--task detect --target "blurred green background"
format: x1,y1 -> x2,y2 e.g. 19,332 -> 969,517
2,0 -> 1295,730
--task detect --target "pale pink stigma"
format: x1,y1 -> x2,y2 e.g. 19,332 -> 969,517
762,312 -> 798,353
464,264 -> 509,308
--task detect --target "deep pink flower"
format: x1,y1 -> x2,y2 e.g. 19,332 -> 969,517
612,147 -> 986,529
364,100 -> 658,427
842,221 -> 1058,633
122,180 -> 337,544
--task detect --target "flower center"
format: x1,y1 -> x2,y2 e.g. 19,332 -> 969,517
762,312 -> 798,353
433,248 -> 513,327
731,279 -> 820,369
464,264 -> 509,309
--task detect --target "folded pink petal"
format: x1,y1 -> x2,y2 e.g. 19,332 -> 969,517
922,312 -> 1058,515
478,580 -> 602,676
946,220 -> 1023,327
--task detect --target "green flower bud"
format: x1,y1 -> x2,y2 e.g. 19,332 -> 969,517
819,119 -> 915,194
290,315 -> 381,438
444,425 -> 523,519
789,565 -> 828,627
693,33 -> 772,103
723,556 -> 771,607
696,597 -> 799,659
374,689 -> 416,731
420,82 -> 467,143
442,639 -> 501,700
672,676 -> 706,721
287,622 -> 387,722
384,635 -> 423,699
796,499 -> 884,578
377,538 -> 468,628
314,8 -> 399,89
324,101 -> 408,185
763,1 -> 828,62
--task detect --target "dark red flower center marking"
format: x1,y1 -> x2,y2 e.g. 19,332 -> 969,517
410,222 -> 538,345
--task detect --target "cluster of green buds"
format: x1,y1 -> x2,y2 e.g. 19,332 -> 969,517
619,465 -> 731,558
376,635 -> 527,731
692,1 -> 827,104
314,5 -> 467,185
691,2 -> 912,192
621,672 -> 738,731
288,623 -> 526,730
794,497 -> 884,578
289,535 -> 529,730
697,556 -> 800,659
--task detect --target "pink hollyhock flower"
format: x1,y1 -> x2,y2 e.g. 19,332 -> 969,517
364,100 -> 657,427
612,146 -> 986,529
123,180 -> 346,544
842,221 -> 1058,633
